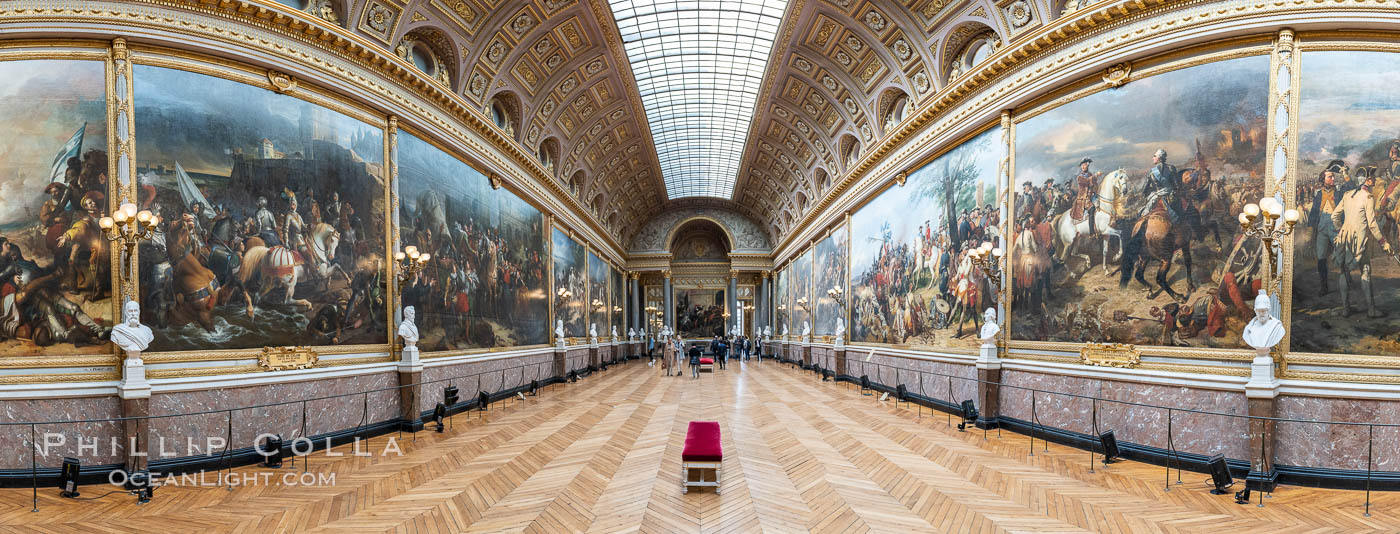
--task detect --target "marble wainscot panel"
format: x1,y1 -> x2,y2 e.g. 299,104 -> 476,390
148,372 -> 401,458
843,352 -> 977,403
811,346 -> 833,369
567,347 -> 590,372
998,370 -> 1250,460
1274,396 -> 1400,472
418,351 -> 554,413
0,396 -> 123,469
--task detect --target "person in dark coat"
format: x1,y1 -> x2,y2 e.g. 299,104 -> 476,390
688,343 -> 702,378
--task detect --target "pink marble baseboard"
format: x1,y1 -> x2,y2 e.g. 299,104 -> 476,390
0,396 -> 123,469
418,352 -> 554,413
998,370 -> 1250,460
148,372 -> 401,458
1275,396 -> 1400,471
843,354 -> 976,403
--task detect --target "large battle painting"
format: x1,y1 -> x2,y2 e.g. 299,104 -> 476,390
1290,50 -> 1400,355
610,267 -> 623,336
551,228 -> 585,338
791,250 -> 813,334
814,227 -> 848,336
1010,56 -> 1268,347
586,251 -> 607,335
134,66 -> 387,352
0,60 -> 111,354
775,267 -> 789,335
850,128 -> 1001,347
676,288 -> 725,338
397,132 -> 548,350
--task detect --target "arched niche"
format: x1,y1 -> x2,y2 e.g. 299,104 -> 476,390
273,0 -> 341,24
839,134 -> 861,171
396,26 -> 455,87
878,87 -> 912,133
940,22 -> 1001,84
536,137 -> 559,176
668,219 -> 732,263
488,91 -> 522,140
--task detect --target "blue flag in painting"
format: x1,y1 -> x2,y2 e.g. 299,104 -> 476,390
47,122 -> 85,183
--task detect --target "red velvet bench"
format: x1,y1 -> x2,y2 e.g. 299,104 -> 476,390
682,421 -> 722,494
698,357 -> 714,373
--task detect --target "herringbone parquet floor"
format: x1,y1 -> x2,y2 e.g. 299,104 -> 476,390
1,359 -> 1397,533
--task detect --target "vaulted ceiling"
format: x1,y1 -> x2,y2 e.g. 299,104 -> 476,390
283,0 -> 1063,247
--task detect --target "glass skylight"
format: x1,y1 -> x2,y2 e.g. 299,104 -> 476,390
609,0 -> 789,199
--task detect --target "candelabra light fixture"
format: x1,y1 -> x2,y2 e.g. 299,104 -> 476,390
393,245 -> 432,290
826,285 -> 845,308
968,241 -> 1003,286
796,297 -> 811,313
100,202 -> 160,283
556,287 -> 573,301
1239,195 -> 1299,292
591,298 -> 605,311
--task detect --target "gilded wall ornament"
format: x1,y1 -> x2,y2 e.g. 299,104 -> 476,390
863,11 -> 887,32
892,39 -> 912,61
1007,0 -> 1033,28
364,1 -> 396,35
267,70 -> 297,93
1102,61 -> 1132,87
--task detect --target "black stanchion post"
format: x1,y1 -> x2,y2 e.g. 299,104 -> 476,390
1088,398 -> 1096,473
1164,407 -> 1172,492
1365,423 -> 1373,517
223,409 -> 234,491
946,375 -> 953,427
30,423 -> 37,512
1029,393 -> 1036,457
303,400 -> 310,470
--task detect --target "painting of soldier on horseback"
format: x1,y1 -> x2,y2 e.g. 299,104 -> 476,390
1009,56 -> 1269,348
134,66 -> 387,352
849,127 -> 1002,348
397,132 -> 548,351
1290,50 -> 1400,356
0,60 -> 113,355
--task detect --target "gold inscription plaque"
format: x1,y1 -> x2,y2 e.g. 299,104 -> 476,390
1079,343 -> 1141,369
259,346 -> 319,371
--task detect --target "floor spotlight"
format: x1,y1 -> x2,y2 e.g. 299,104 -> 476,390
260,434 -> 283,468
1098,430 -> 1120,464
1234,487 -> 1251,504
896,384 -> 907,404
569,370 -> 578,383
59,457 -> 80,498
479,390 -> 490,412
125,469 -> 153,504
530,379 -> 539,396
957,400 -> 978,431
821,368 -> 832,381
1207,454 -> 1233,495
432,402 -> 447,432
444,385 -> 460,408
860,375 -> 872,396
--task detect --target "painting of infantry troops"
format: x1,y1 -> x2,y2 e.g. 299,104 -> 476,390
790,251 -> 813,333
134,66 -> 388,352
813,227 -> 847,336
397,132 -> 548,351
1010,56 -> 1269,347
0,60 -> 112,354
552,229 -> 585,338
610,268 -> 623,335
850,128 -> 1002,347
587,251 -> 608,333
1290,51 -> 1400,355
676,288 -> 725,338
775,268 -> 789,334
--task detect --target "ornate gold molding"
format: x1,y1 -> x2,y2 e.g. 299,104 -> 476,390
1079,343 -> 1142,369
1101,61 -> 1131,87
258,346 -> 319,372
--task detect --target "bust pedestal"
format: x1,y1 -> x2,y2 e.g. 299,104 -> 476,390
975,342 -> 1002,429
399,345 -> 422,374
1244,346 -> 1281,493
556,339 -> 566,349
118,350 -> 151,400
397,345 -> 423,432
1244,348 -> 1279,399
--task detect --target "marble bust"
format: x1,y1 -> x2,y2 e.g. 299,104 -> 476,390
397,306 -> 419,349
110,300 -> 153,353
782,324 -> 789,336
628,328 -> 635,338
611,326 -> 618,338
978,307 -> 1000,347
763,326 -> 771,337
1243,292 -> 1285,351
834,317 -> 846,337
801,321 -> 811,337
589,323 -> 598,338
555,320 -> 565,339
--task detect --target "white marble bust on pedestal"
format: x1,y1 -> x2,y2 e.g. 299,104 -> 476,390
978,308 -> 1000,348
801,320 -> 811,342
834,318 -> 846,346
1243,292 -> 1285,398
555,320 -> 566,347
113,300 -> 153,400
589,323 -> 598,346
397,306 -> 419,349
611,326 -> 618,340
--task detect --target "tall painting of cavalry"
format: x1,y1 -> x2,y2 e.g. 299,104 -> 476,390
790,250 -> 813,335
552,229 -> 585,338
397,132 -> 548,350
850,128 -> 1001,347
134,66 -> 387,352
1290,51 -> 1400,355
775,267 -> 789,335
0,60 -> 111,354
813,227 -> 847,336
1010,56 -> 1268,347
610,268 -> 623,335
587,251 -> 608,335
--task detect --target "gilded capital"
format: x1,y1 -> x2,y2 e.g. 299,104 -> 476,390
729,270 -> 739,279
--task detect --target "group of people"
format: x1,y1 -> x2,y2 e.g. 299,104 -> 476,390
648,333 -> 763,378
1301,151 -> 1400,318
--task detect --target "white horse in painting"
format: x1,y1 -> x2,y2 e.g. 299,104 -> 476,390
1054,169 -> 1127,275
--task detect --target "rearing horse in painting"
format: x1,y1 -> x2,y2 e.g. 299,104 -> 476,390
1120,195 -> 1196,302
1053,169 -> 1128,275
236,222 -> 344,317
